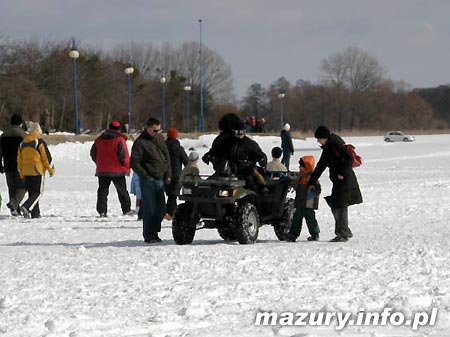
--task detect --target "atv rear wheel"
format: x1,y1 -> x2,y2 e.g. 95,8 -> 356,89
234,202 -> 259,244
172,203 -> 197,245
273,198 -> 294,241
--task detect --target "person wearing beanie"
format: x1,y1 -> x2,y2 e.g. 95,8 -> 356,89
307,126 -> 363,242
130,117 -> 171,243
266,147 -> 287,172
0,114 -> 27,215
288,155 -> 321,242
164,127 -> 188,220
17,122 -> 55,219
180,151 -> 200,182
280,122 -> 294,170
90,120 -> 133,217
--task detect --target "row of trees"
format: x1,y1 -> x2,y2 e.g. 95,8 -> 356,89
0,35 -> 233,132
0,36 -> 448,133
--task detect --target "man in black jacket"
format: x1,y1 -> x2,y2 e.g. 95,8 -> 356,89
130,118 -> 171,243
0,114 -> 26,216
307,126 -> 363,242
203,113 -> 267,191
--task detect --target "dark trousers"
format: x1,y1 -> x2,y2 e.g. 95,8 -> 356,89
164,175 -> 181,216
281,151 -> 291,171
289,208 -> 320,237
22,175 -> 43,218
140,176 -> 166,240
96,176 -> 131,215
331,207 -> 353,239
5,171 -> 26,211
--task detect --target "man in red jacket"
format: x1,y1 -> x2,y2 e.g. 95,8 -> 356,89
90,121 -> 132,217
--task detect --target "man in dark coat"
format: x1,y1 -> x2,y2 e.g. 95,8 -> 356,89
130,117 -> 171,243
203,113 -> 267,191
0,114 -> 27,215
90,121 -> 132,217
307,126 -> 363,242
164,127 -> 188,220
280,123 -> 294,170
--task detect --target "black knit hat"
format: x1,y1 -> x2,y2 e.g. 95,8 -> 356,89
314,126 -> 331,139
271,147 -> 282,159
10,114 -> 23,126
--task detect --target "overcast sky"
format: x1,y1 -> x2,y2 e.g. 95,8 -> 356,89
1,0 -> 449,99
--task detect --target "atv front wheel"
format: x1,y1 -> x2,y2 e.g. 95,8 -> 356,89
234,202 -> 260,244
217,225 -> 237,242
273,198 -> 294,241
172,203 -> 197,245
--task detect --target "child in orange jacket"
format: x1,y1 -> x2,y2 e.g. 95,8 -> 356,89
288,155 -> 321,242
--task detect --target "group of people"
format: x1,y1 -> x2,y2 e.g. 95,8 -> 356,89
202,113 -> 363,243
0,114 -> 55,219
90,118 -> 199,244
1,112 -> 362,244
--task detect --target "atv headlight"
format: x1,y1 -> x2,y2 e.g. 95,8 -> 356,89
218,189 -> 236,197
218,189 -> 230,197
182,187 -> 192,195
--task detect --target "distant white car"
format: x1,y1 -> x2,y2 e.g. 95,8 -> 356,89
384,131 -> 415,142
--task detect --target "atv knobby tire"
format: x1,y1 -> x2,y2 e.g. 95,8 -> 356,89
273,198 -> 295,241
234,202 -> 260,244
172,203 -> 197,245
217,225 -> 237,241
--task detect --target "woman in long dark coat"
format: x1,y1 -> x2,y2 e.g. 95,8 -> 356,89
307,126 -> 363,242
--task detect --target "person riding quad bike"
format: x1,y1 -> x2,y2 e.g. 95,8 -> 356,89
202,113 -> 267,192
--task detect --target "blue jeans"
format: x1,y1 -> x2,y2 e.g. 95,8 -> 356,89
139,177 -> 165,240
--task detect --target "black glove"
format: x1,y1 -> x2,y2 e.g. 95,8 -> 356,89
202,154 -> 211,165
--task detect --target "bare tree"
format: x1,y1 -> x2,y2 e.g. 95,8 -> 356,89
320,47 -> 385,92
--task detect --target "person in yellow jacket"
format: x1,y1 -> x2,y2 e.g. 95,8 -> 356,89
17,122 -> 55,218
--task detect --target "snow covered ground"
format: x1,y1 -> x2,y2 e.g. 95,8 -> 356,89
1,133 -> 449,337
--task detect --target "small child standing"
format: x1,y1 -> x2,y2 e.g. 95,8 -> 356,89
266,147 -> 287,172
288,155 -> 321,242
130,171 -> 142,220
180,151 -> 200,182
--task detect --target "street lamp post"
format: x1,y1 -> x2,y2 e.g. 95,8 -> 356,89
160,75 -> 166,132
184,84 -> 191,133
69,38 -> 80,135
198,19 -> 204,132
124,61 -> 134,134
278,93 -> 286,130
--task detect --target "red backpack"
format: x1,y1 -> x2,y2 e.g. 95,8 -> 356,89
345,144 -> 362,168
333,144 -> 362,168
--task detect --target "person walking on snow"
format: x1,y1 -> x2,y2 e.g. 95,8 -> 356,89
130,117 -> 171,243
17,122 -> 55,219
288,155 -> 321,242
164,128 -> 188,221
0,114 -> 27,216
281,123 -> 294,170
90,121 -> 133,217
307,126 -> 363,242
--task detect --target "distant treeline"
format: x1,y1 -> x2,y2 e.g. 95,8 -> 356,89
0,37 -> 448,133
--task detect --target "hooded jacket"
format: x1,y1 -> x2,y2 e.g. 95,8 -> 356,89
90,129 -> 130,177
295,155 -> 321,209
17,133 -> 54,178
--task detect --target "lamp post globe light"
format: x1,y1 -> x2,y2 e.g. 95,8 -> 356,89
69,38 -> 80,135
124,62 -> 134,134
160,75 -> 166,132
278,93 -> 286,130
183,84 -> 192,133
